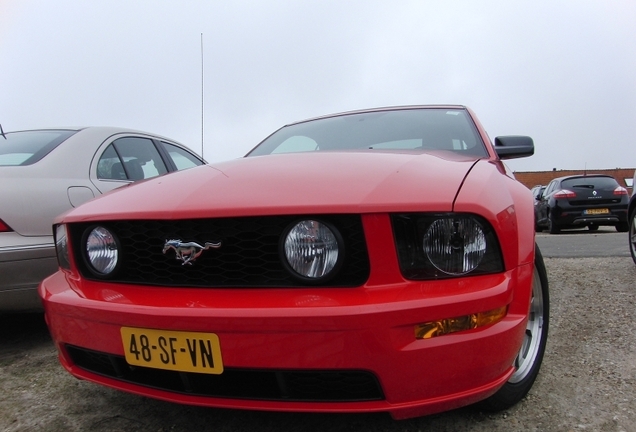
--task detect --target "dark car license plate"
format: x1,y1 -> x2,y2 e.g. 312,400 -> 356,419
121,327 -> 223,374
583,208 -> 610,215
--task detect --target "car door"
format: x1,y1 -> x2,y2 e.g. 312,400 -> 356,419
536,181 -> 555,224
90,134 -> 204,195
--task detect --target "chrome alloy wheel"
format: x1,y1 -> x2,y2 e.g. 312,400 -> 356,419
509,266 -> 544,383
479,244 -> 549,411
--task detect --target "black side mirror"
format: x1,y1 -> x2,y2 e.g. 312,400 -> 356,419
494,136 -> 534,160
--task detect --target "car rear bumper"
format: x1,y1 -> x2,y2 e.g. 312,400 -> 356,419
554,208 -> 627,227
40,262 -> 534,420
571,215 -> 621,225
0,234 -> 56,311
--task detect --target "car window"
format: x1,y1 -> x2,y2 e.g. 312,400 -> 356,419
97,137 -> 168,181
271,136 -> 319,153
247,108 -> 488,158
0,130 -> 78,166
544,181 -> 556,196
161,142 -> 204,170
561,177 -> 618,190
369,139 -> 423,150
96,144 -> 122,179
531,186 -> 544,199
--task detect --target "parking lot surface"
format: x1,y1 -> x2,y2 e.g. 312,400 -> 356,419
1,229 -> 635,431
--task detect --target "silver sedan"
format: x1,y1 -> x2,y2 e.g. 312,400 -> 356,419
0,127 -> 204,312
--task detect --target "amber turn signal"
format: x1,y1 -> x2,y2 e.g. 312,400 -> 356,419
414,306 -> 507,339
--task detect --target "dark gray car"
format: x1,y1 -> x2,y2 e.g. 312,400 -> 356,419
535,174 -> 629,234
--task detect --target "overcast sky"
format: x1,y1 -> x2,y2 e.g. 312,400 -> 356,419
1,1 -> 635,172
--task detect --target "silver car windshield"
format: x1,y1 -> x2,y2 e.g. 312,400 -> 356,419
246,108 -> 487,157
0,130 -> 78,166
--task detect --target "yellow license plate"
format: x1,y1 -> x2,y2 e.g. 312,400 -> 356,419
120,327 -> 223,374
584,208 -> 609,215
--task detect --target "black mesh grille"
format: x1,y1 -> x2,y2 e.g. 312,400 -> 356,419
69,215 -> 369,288
66,345 -> 384,402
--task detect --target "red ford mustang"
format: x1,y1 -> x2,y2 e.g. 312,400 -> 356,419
40,106 -> 548,420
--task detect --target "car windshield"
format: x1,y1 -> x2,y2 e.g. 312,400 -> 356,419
562,177 -> 618,189
246,108 -> 488,157
0,129 -> 78,166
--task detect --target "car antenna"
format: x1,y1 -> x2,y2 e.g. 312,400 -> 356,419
201,32 -> 205,160
0,124 -> 6,140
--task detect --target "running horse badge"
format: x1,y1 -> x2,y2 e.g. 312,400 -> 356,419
162,239 -> 222,265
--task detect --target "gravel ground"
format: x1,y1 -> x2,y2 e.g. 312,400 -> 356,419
2,256 -> 636,432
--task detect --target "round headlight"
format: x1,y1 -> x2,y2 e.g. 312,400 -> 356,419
85,226 -> 119,275
283,220 -> 342,281
423,217 -> 486,275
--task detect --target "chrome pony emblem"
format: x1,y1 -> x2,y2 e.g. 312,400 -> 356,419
162,239 -> 221,265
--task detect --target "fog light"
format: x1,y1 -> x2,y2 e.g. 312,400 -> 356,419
282,219 -> 342,281
85,226 -> 119,275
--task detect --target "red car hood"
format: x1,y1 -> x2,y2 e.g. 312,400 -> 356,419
62,151 -> 481,222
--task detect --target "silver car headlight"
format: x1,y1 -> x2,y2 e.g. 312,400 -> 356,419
282,219 -> 343,282
84,226 -> 120,276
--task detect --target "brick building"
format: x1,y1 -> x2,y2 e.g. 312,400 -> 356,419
514,168 -> 635,195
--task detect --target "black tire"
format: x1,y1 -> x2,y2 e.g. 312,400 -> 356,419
478,244 -> 550,412
616,222 -> 629,233
588,224 -> 599,232
548,215 -> 560,234
629,209 -> 636,265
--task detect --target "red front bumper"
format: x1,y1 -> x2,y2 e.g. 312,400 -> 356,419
40,257 -> 533,420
